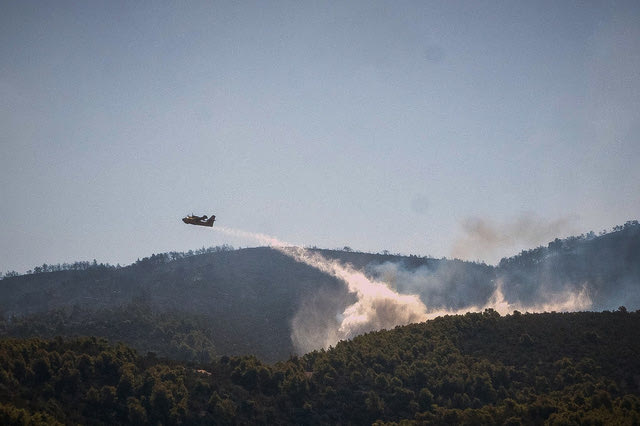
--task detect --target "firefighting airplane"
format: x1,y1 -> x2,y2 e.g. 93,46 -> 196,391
182,214 -> 216,227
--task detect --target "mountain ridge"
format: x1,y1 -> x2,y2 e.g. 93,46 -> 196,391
1,222 -> 638,362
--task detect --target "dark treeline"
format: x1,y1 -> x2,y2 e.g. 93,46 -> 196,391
0,303 -> 217,364
1,244 -> 236,279
1,260 -> 114,278
499,220 -> 639,269
1,310 -> 639,425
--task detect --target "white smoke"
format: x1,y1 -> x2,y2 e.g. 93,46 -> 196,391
215,227 -> 428,352
214,227 -> 593,354
215,226 -> 288,247
282,247 -> 427,349
370,261 -> 592,318
489,280 -> 592,315
421,280 -> 592,320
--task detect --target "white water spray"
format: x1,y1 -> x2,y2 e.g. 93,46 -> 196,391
215,226 -> 289,247
215,227 -> 428,347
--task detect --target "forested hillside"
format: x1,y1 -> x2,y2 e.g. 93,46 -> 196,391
0,247 -> 490,361
1,311 -> 639,425
1,248 -> 351,362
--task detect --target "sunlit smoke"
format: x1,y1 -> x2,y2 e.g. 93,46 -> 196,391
215,226 -> 290,247
281,247 -> 427,340
215,227 -> 429,351
420,280 -> 592,320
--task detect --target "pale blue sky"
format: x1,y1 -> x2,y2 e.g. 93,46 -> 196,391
2,1 -> 639,273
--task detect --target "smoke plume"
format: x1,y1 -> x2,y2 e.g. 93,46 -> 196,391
451,213 -> 577,264
215,226 -> 596,353
283,247 -> 428,352
368,260 -> 592,317
215,227 -> 429,353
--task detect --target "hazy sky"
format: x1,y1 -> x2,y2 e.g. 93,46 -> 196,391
2,1 -> 639,273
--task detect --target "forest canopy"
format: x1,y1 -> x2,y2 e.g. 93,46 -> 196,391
1,310 -> 639,425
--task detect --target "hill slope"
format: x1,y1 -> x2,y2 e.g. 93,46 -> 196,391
1,222 -> 639,362
1,248 -> 353,362
1,311 -> 639,425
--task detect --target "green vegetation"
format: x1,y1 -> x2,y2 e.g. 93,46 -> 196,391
1,303 -> 217,363
1,310 -> 639,425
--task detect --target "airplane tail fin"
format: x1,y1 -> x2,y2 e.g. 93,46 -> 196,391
205,215 -> 216,227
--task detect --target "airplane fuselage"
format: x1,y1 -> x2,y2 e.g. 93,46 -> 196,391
182,215 -> 215,227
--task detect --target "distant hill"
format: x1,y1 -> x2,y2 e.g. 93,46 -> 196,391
1,221 -> 639,362
1,248 -> 352,362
